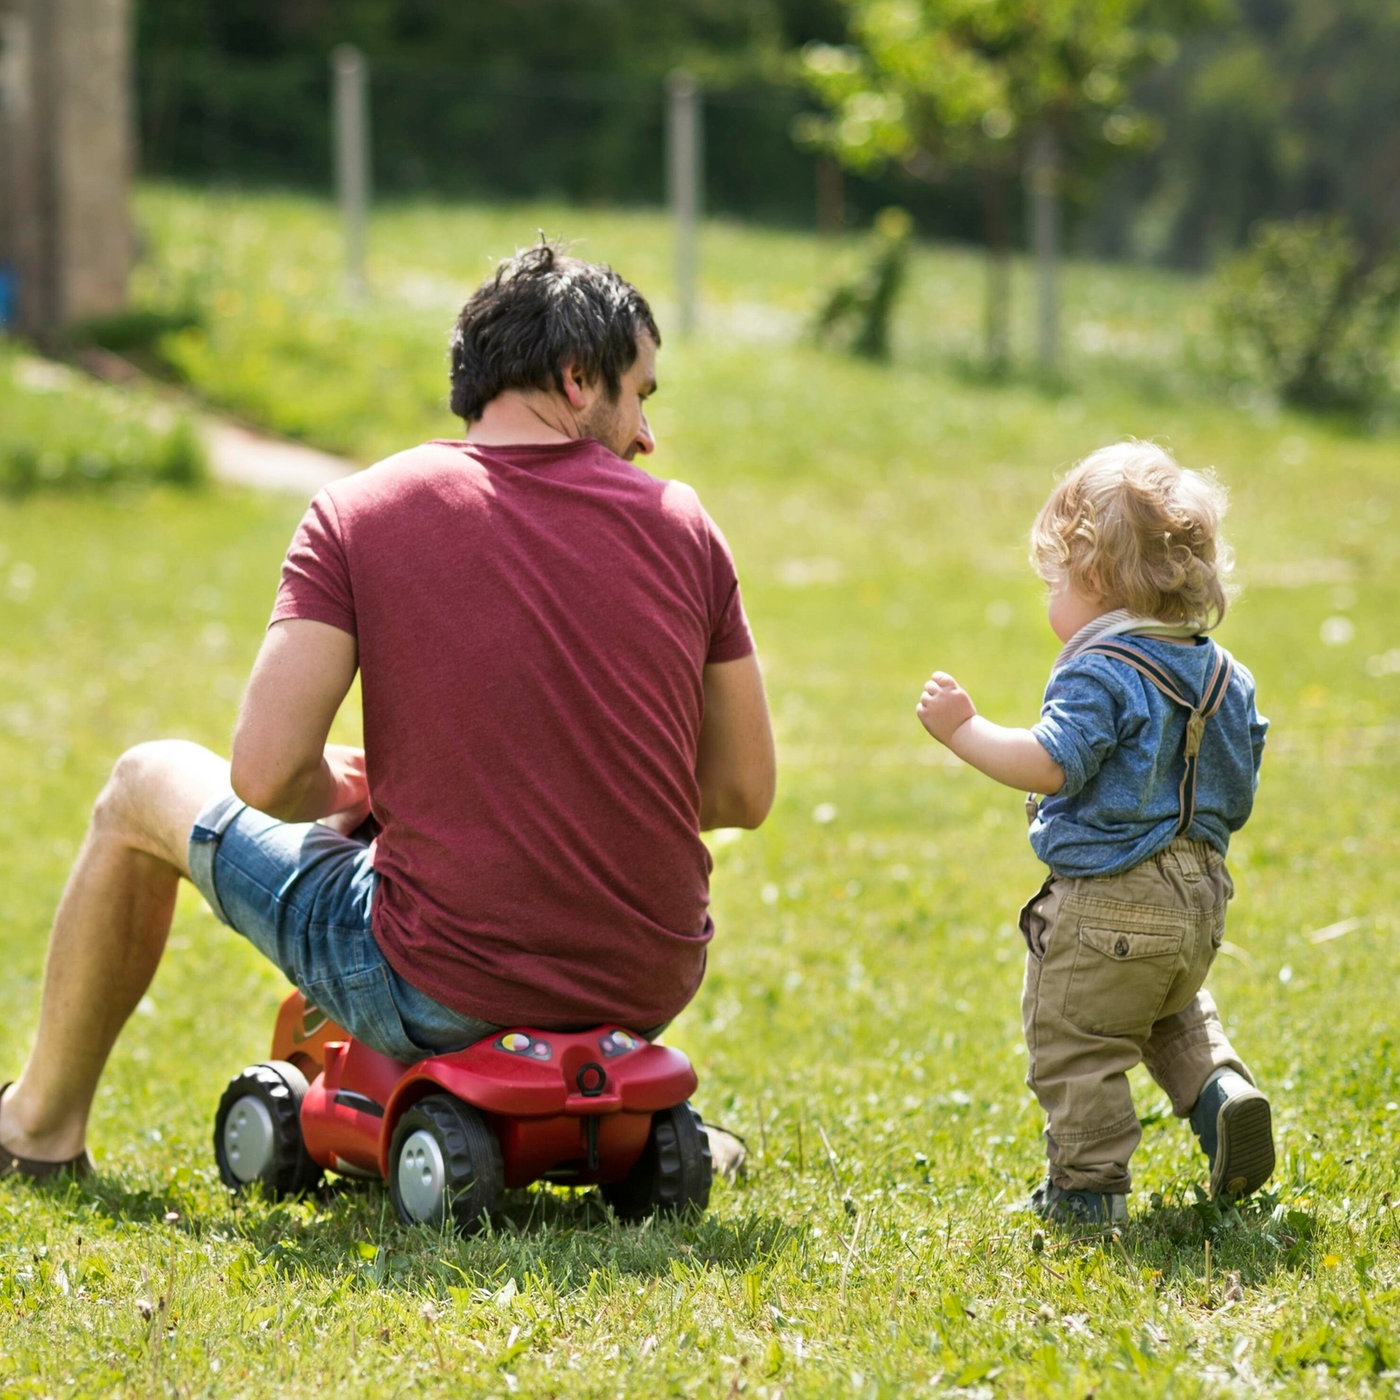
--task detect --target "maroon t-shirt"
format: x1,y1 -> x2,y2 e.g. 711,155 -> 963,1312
270,439 -> 754,1029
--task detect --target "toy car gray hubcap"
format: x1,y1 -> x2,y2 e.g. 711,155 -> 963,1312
396,1128 -> 447,1220
221,1095 -> 277,1183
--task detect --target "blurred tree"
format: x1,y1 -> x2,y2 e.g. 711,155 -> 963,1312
795,0 -> 1213,368
2,0 -> 135,345
1089,0 -> 1400,268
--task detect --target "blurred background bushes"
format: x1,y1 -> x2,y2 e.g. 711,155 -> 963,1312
133,0 -> 1400,268
0,348 -> 206,496
1211,216 -> 1400,413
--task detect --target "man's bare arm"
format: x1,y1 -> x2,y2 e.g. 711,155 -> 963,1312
230,619 -> 365,822
696,654 -> 776,830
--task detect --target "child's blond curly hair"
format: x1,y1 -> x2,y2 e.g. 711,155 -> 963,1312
1030,441 -> 1234,629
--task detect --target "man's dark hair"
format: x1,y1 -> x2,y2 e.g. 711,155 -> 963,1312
449,243 -> 661,423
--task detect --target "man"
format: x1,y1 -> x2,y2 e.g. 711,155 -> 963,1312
0,243 -> 775,1178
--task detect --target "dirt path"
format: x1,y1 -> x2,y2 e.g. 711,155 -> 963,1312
66,348 -> 358,496
201,417 -> 354,495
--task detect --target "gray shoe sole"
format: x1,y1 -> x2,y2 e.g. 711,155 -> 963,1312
1209,1088 -> 1275,1198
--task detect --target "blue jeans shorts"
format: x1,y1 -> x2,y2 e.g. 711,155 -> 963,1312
187,793 -> 503,1062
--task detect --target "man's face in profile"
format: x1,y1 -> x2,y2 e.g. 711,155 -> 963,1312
579,332 -> 658,462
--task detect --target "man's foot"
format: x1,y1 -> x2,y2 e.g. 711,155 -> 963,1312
703,1124 -> 747,1183
1030,1177 -> 1127,1225
0,1084 -> 94,1182
1190,1067 -> 1274,1199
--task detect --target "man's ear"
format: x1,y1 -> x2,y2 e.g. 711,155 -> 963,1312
561,360 -> 592,410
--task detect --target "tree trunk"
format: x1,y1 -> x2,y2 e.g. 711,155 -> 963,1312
0,0 -> 134,347
816,157 -> 844,237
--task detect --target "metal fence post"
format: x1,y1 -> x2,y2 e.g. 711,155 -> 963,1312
332,44 -> 371,301
667,69 -> 701,337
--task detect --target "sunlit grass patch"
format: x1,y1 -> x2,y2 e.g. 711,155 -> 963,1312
0,347 -> 206,495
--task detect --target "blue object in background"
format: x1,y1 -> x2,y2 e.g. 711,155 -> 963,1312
0,264 -> 14,329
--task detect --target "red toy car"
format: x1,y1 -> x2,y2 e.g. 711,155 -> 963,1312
214,990 -> 712,1231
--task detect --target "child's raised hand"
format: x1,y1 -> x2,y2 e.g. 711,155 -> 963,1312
917,671 -> 977,746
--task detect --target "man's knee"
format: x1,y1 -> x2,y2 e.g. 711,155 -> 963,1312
92,741 -> 230,865
93,743 -> 168,829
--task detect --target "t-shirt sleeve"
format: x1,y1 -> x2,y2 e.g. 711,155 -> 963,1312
703,511 -> 755,664
1031,662 -> 1125,796
269,489 -> 356,635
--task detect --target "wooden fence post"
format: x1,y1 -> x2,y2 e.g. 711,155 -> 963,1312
1028,122 -> 1061,374
332,44 -> 371,301
667,69 -> 701,337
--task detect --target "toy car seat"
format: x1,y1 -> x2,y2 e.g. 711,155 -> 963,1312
213,990 -> 712,1232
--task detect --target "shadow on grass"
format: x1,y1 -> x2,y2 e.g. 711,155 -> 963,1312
54,1170 -> 801,1295
1132,1185 -> 1318,1277
1035,1185 -> 1319,1297
895,342 -> 1204,411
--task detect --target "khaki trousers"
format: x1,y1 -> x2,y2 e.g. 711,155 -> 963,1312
1019,838 -> 1253,1194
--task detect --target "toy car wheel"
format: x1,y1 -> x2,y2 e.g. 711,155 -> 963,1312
602,1101 -> 712,1221
214,1060 -> 322,1196
389,1094 -> 504,1233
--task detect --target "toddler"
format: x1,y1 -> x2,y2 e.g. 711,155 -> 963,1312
916,441 -> 1275,1224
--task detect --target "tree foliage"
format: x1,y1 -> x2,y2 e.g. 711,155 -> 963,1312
795,0 -> 1211,363
795,0 -> 1191,180
1091,0 -> 1400,267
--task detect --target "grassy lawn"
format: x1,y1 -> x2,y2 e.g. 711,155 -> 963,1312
1,186 -> 1399,1395
0,344 -> 204,494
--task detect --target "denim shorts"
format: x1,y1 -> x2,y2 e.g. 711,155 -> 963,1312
187,793 -> 503,1062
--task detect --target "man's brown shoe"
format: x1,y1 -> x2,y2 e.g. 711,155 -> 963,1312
0,1084 -> 94,1181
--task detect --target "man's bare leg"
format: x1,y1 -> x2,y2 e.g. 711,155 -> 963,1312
0,740 -> 230,1164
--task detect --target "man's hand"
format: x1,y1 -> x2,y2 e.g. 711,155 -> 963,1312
917,671 -> 976,746
316,745 -> 372,833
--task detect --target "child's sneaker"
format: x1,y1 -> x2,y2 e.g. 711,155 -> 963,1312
1029,1178 -> 1127,1225
1190,1067 -> 1275,1199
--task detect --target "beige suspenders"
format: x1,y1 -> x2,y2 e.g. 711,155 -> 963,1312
1027,640 -> 1233,836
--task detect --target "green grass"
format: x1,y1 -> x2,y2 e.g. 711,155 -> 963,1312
0,345 -> 205,495
2,186 -> 1400,1395
117,182 -> 1231,464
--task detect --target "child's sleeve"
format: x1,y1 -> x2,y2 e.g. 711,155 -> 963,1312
1238,658 -> 1269,784
1031,664 -> 1128,796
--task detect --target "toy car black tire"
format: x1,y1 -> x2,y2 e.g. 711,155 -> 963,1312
388,1094 -> 504,1233
214,1060 -> 323,1197
602,1101 -> 712,1221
